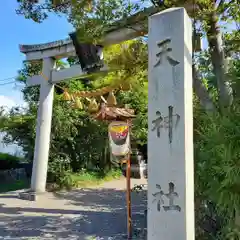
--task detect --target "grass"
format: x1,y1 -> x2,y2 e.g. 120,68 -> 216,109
71,169 -> 123,187
0,170 -> 122,193
0,180 -> 29,193
47,169 -> 123,191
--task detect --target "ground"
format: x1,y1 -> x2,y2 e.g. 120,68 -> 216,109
0,178 -> 147,240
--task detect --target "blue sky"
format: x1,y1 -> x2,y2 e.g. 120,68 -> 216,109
0,1 -> 73,108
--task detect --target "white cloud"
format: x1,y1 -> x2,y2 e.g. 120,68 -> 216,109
0,97 -> 24,155
0,95 -> 27,112
0,95 -> 16,109
0,132 -> 23,156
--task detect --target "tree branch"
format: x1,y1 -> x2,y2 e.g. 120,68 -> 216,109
216,0 -> 224,8
192,64 -> 216,111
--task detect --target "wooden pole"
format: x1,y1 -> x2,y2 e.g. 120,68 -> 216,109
126,154 -> 132,239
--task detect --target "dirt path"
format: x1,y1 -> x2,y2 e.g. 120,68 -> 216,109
0,178 -> 147,240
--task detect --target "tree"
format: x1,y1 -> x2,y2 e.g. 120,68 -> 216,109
15,0 -> 239,111
0,107 -> 7,129
13,1 -> 240,238
3,39 -> 147,171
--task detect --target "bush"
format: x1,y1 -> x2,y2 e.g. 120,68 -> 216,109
0,152 -> 23,170
194,102 -> 240,239
47,155 -> 73,189
47,155 -> 122,190
0,180 -> 29,193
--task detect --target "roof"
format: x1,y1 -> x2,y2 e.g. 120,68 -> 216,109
19,38 -> 72,54
93,103 -> 135,121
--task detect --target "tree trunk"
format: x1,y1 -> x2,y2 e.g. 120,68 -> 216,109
193,64 -> 215,111
206,11 -> 233,109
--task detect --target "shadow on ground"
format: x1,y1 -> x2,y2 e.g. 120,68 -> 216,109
0,188 -> 147,240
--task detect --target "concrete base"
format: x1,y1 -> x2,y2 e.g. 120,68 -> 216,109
18,190 -> 45,201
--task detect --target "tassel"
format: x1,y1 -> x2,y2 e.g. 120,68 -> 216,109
75,97 -> 83,109
63,91 -> 72,101
88,99 -> 99,112
107,91 -> 117,106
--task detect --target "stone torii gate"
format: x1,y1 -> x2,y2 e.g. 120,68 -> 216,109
20,7 -> 195,240
19,21 -> 147,195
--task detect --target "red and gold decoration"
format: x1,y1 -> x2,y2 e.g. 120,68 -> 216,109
108,121 -> 130,156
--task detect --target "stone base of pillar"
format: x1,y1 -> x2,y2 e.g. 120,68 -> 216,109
139,163 -> 148,179
18,190 -> 45,201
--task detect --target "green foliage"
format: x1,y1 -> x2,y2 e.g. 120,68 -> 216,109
16,61 -> 41,103
3,106 -> 37,160
231,60 -> 240,98
0,152 -> 22,162
3,39 -> 148,189
195,106 -> 240,214
0,107 -> 7,129
47,155 -> 73,189
193,58 -> 240,239
117,83 -> 147,144
0,152 -> 23,170
16,0 -> 142,41
69,168 -> 122,187
194,99 -> 240,239
0,180 -> 29,193
12,1 -> 240,237
47,156 -> 122,190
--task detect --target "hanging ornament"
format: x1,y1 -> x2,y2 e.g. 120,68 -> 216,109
63,91 -> 72,101
74,97 -> 83,109
88,98 -> 99,112
107,91 -> 117,106
77,91 -> 86,97
71,94 -> 76,101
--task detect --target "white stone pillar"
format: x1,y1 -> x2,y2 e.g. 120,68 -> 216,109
31,57 -> 55,193
148,8 -> 194,240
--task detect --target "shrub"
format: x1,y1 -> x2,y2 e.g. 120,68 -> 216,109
47,155 -> 73,189
0,152 -> 23,170
194,102 -> 240,239
47,154 -> 122,190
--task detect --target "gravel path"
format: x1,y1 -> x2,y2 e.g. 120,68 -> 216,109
0,178 -> 147,240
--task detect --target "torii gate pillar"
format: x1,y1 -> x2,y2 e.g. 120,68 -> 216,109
31,57 -> 55,193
